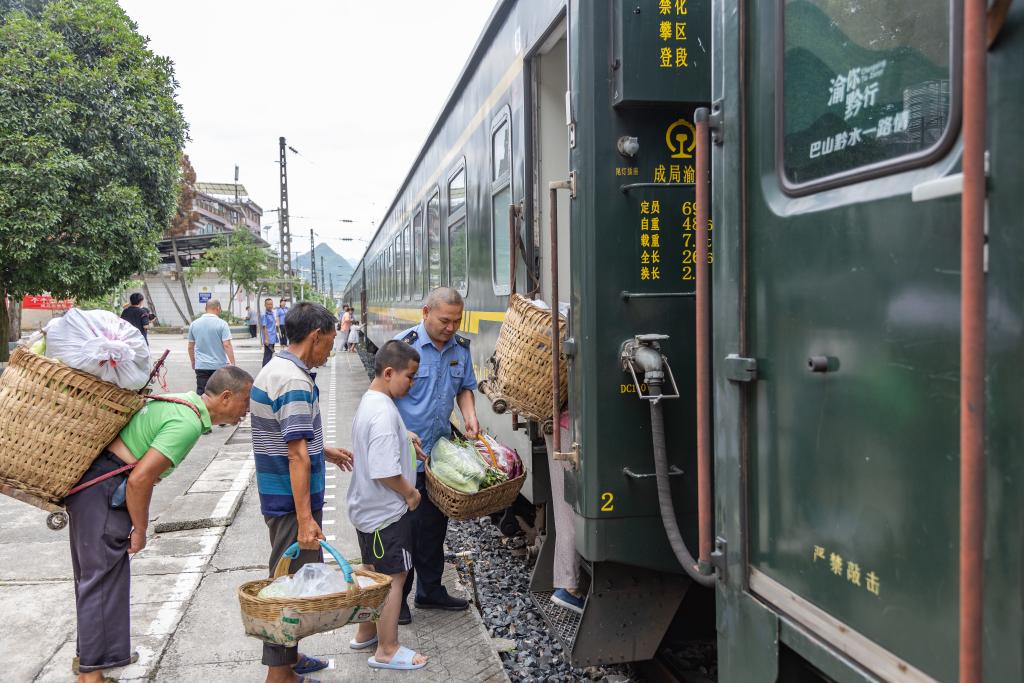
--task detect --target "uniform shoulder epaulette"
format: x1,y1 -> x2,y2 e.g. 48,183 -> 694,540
401,330 -> 419,344
455,334 -> 470,348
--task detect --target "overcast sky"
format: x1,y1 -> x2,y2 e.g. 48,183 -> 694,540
118,0 -> 497,269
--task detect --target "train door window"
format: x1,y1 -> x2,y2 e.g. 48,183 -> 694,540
490,108 -> 512,295
427,191 -> 441,290
413,209 -> 424,299
447,162 -> 468,294
780,0 -> 957,193
401,223 -> 411,300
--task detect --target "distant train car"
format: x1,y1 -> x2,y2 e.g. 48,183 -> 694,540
343,0 -> 1022,681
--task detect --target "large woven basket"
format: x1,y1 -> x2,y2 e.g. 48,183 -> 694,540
425,461 -> 526,521
238,540 -> 392,645
0,347 -> 146,502
481,293 -> 567,423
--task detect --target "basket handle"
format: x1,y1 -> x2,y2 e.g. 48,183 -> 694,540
277,540 -> 355,584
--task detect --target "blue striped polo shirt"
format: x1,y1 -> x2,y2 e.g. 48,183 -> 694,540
250,350 -> 325,517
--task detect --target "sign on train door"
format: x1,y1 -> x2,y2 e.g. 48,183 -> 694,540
721,1 -> 962,681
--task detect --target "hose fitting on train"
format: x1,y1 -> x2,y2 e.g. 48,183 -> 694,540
620,335 -> 715,588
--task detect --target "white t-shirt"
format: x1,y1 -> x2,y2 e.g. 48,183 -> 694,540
347,389 -> 416,533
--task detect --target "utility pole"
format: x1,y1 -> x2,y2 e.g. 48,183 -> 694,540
310,228 -> 317,294
320,256 -> 326,293
329,273 -> 334,301
278,138 -> 293,298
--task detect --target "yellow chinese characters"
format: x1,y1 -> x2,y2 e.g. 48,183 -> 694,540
812,544 -> 881,597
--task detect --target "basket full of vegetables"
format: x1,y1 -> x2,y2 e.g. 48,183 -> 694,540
425,435 -> 526,521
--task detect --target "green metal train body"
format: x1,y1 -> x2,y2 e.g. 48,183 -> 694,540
344,1 -> 1023,680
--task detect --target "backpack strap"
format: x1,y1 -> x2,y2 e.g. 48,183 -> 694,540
146,395 -> 203,423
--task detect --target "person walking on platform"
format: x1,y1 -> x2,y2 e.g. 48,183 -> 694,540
338,305 -> 353,351
393,287 -> 479,623
261,298 -> 278,367
251,302 -> 354,683
119,293 -> 152,344
67,366 -> 253,683
246,305 -> 258,338
275,297 -> 291,346
187,299 -> 236,395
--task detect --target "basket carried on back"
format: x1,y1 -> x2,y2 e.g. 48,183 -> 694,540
0,347 -> 146,503
425,461 -> 526,521
238,540 -> 392,646
479,293 -> 566,424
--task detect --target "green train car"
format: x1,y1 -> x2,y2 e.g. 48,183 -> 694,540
344,1 -> 1022,680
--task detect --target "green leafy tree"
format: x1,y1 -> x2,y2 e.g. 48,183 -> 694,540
185,228 -> 277,312
0,0 -> 187,360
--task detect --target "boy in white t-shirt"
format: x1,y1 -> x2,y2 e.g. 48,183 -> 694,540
347,340 -> 429,671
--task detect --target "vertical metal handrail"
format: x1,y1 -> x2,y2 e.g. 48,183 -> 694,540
694,108 -> 713,574
550,181 -> 572,453
960,1 -> 987,681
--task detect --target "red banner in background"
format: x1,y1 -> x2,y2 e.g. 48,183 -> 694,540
22,295 -> 74,311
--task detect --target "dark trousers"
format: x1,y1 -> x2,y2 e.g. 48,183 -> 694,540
262,344 -> 275,366
195,368 -> 215,395
66,452 -> 134,673
248,324 -> 257,338
401,470 -> 449,604
262,509 -> 324,667
278,329 -> 288,346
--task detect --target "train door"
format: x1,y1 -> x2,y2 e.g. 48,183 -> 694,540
714,1 -> 963,681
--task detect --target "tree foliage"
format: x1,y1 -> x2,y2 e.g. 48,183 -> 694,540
0,0 -> 187,359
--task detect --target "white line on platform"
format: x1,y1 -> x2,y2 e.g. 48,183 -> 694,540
323,506 -> 336,511
325,494 -> 335,500
326,484 -> 336,489
326,535 -> 336,541
211,459 -> 255,519
323,519 -> 335,525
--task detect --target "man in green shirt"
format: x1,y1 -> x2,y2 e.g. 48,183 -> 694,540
67,365 -> 254,683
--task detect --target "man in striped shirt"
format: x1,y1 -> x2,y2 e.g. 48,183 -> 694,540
251,302 -> 353,683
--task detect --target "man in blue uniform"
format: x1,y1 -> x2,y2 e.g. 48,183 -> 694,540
394,287 -> 480,622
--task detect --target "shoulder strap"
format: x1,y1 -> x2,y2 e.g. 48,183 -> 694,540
147,395 -> 203,424
402,329 -> 419,345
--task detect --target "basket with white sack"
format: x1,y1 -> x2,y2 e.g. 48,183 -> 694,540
238,540 -> 392,646
0,309 -> 158,527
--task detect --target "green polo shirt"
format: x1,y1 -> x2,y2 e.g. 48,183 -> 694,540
119,392 -> 212,478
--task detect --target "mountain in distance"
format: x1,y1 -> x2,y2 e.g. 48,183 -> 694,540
293,243 -> 354,291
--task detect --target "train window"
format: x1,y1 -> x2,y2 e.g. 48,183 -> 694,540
394,235 -> 402,301
780,0 -> 956,192
403,224 -> 412,300
413,209 -> 424,299
448,218 -> 468,294
490,109 -> 512,294
448,167 -> 466,216
427,191 -> 441,290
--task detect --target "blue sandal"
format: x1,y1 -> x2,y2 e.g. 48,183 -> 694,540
368,645 -> 427,671
293,654 -> 328,675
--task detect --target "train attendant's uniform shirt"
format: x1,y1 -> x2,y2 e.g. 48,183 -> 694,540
261,311 -> 278,344
250,351 -> 326,516
393,322 -> 478,471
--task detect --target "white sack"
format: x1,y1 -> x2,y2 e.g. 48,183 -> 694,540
44,308 -> 151,390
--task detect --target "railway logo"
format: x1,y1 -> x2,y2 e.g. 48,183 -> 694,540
666,118 -> 697,159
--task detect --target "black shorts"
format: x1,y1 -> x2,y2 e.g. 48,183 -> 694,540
356,513 -> 413,575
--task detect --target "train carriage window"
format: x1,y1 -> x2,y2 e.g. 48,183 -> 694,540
394,236 -> 402,301
447,162 -> 468,294
403,224 -> 412,300
780,0 -> 956,192
490,109 -> 512,294
427,191 -> 441,290
413,209 -> 424,299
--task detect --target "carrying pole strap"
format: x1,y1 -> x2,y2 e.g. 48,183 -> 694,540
64,396 -> 203,498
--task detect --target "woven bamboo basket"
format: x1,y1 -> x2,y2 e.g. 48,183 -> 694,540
425,461 -> 526,521
0,347 -> 146,502
238,541 -> 392,645
482,293 -> 567,423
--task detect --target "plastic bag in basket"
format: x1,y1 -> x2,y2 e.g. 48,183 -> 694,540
258,563 -> 350,598
473,434 -> 524,480
430,437 -> 488,494
44,308 -> 151,390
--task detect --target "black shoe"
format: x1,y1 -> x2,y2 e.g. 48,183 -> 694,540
399,601 -> 412,625
414,591 -> 469,611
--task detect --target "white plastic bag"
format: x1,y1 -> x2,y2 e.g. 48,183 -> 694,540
44,308 -> 151,390
257,563 -> 349,598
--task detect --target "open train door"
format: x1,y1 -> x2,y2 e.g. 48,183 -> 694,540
709,1 -> 1007,681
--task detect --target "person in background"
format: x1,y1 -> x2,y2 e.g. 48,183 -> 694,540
246,306 -> 258,338
545,410 -> 584,613
251,302 -> 353,683
261,298 -> 278,367
339,305 -> 353,345
187,299 -> 236,395
347,318 -> 361,353
275,298 -> 291,346
68,366 -> 253,683
348,341 -> 429,671
120,293 -> 151,344
393,287 -> 479,623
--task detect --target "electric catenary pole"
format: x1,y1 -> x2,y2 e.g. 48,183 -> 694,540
310,228 -> 317,294
278,137 -> 293,298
